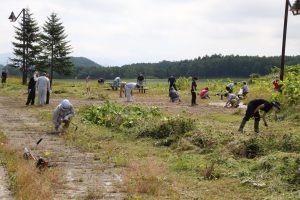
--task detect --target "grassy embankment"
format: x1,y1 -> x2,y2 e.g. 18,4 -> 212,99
0,67 -> 299,199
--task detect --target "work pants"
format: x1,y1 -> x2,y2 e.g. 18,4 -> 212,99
38,88 -> 47,106
26,89 -> 36,105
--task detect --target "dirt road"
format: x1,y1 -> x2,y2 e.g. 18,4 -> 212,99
0,96 -> 124,199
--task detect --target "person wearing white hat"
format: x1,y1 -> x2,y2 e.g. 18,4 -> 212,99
52,99 -> 75,132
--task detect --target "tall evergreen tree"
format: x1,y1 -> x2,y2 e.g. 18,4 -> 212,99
40,13 -> 73,86
10,8 -> 40,85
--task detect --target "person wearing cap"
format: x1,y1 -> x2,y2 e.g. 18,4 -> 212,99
26,71 -> 39,105
36,72 -> 50,106
238,99 -> 281,133
52,99 -> 75,132
191,77 -> 198,106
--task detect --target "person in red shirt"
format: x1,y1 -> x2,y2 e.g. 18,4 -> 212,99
199,87 -> 210,99
273,75 -> 280,92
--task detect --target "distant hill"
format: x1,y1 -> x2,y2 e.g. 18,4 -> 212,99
70,57 -> 102,68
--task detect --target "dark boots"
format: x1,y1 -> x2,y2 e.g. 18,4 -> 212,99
238,119 -> 247,132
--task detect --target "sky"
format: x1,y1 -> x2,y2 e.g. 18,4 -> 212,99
1,0 -> 300,66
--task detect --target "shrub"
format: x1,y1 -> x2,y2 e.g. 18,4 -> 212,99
138,117 -> 195,140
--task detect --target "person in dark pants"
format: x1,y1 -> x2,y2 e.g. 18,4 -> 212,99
26,72 -> 39,105
46,73 -> 50,104
1,71 -> 7,84
191,77 -> 198,106
168,76 -> 177,91
238,99 -> 281,133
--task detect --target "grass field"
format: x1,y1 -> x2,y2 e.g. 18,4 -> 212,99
0,71 -> 299,199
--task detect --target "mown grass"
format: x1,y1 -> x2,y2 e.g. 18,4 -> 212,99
0,129 -> 61,200
1,74 -> 300,199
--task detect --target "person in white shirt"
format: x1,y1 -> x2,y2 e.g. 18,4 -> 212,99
124,82 -> 137,102
36,72 -> 50,106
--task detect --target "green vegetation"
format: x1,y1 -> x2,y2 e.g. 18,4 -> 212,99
0,64 -> 299,199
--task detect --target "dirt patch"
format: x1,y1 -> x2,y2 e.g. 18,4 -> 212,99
0,96 -> 124,199
0,166 -> 14,200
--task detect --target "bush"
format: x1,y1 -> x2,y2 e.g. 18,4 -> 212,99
138,117 -> 195,140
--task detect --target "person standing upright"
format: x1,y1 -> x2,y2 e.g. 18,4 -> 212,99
46,73 -> 51,104
137,73 -> 144,89
86,75 -> 91,96
1,70 -> 7,85
168,75 -> 177,91
26,71 -> 39,106
36,72 -> 50,106
191,77 -> 198,106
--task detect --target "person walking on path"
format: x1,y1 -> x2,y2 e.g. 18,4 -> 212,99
26,71 -> 39,105
238,99 -> 281,133
168,75 -> 177,91
36,72 -> 50,106
125,82 -> 137,102
191,77 -> 198,106
53,99 -> 75,133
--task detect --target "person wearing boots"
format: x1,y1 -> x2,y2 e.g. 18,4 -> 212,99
238,99 -> 281,133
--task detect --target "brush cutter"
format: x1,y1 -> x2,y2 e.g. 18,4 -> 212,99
23,138 -> 48,169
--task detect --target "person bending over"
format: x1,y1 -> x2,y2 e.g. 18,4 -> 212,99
169,87 -> 181,102
53,99 -> 75,133
238,99 -> 280,133
224,93 -> 240,108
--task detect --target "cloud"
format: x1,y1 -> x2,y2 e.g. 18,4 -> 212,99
1,0 -> 299,66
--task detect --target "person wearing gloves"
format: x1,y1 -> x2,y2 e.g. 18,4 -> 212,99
238,99 -> 280,133
26,71 -> 39,105
125,82 -> 137,102
191,77 -> 198,106
53,99 -> 75,132
36,72 -> 50,106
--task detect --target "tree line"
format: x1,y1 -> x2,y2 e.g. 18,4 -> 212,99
69,54 -> 300,79
9,8 -> 72,85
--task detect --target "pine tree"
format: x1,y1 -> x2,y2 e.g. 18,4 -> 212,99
40,13 -> 73,86
10,8 -> 40,85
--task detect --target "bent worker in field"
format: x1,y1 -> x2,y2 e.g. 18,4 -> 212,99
53,99 -> 75,133
238,99 -> 280,133
224,93 -> 240,108
124,82 -> 137,102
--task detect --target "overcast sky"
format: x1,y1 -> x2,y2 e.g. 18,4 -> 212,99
1,0 -> 300,66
